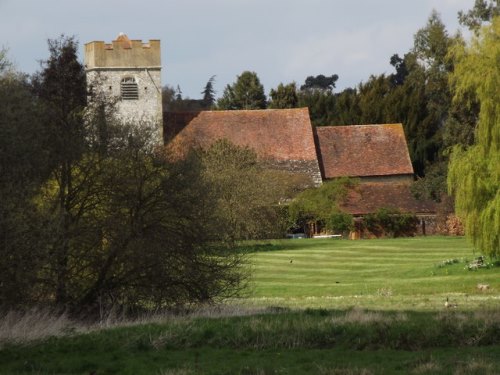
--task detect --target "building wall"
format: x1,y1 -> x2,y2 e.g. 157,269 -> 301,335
357,174 -> 414,184
85,36 -> 162,143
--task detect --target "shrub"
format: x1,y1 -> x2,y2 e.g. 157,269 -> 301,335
363,208 -> 419,238
325,212 -> 354,234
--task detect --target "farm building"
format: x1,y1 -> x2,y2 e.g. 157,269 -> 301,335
164,109 -> 438,237
84,34 -> 437,238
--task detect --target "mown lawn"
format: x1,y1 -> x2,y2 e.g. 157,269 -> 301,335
242,236 -> 499,310
1,236 -> 499,374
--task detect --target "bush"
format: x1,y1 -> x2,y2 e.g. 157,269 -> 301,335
325,212 -> 354,234
363,208 -> 419,238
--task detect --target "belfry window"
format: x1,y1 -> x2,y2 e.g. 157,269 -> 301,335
120,77 -> 139,100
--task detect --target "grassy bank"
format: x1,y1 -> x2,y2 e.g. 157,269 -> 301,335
1,307 -> 499,374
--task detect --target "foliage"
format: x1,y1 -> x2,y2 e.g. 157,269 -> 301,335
389,54 -> 408,86
292,12 -> 456,178
363,208 -> 419,238
28,35 -> 88,306
410,161 -> 448,202
297,89 -> 337,126
0,61 -> 51,307
201,75 -> 216,108
217,71 -> 267,110
199,139 -> 304,242
459,0 -> 499,32
325,212 -> 354,233
447,17 -> 500,257
0,37 -> 246,312
288,178 -> 355,232
162,84 -> 209,112
300,74 -> 338,92
268,82 -> 298,109
0,48 -> 12,73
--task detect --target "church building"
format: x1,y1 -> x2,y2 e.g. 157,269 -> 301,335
84,34 -> 437,237
84,33 -> 163,142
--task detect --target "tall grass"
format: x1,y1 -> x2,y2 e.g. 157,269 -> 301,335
0,309 -> 79,345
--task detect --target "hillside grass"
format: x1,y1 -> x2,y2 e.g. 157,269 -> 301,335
1,236 -> 499,374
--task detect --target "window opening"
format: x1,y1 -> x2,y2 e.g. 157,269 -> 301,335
121,77 -> 139,100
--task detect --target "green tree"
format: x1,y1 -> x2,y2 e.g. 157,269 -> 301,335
448,17 -> 500,257
300,74 -> 339,92
357,75 -> 393,124
201,75 -> 216,108
30,35 -> 87,305
217,71 -> 267,110
297,89 -> 336,126
288,178 -> 355,234
329,88 -> 361,125
200,139 -> 303,242
458,0 -> 499,33
269,82 -> 298,109
297,74 -> 339,126
389,54 -> 409,86
0,56 -> 51,307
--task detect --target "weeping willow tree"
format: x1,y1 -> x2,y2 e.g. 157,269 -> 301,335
448,17 -> 499,257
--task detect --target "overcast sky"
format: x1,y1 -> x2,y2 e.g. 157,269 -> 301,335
1,0 -> 472,98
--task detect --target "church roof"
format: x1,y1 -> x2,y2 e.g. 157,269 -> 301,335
339,182 -> 436,215
315,124 -> 414,179
167,108 -> 319,162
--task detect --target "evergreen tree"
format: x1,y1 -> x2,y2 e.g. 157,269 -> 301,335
201,75 -> 216,108
217,71 -> 266,110
31,35 -> 87,305
269,82 -> 298,109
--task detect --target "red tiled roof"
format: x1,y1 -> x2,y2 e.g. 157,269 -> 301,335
167,108 -> 318,162
315,124 -> 414,179
339,182 -> 437,215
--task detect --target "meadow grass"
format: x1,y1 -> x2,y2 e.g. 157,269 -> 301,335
1,236 -> 499,374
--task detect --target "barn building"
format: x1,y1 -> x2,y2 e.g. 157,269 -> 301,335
165,110 -> 437,237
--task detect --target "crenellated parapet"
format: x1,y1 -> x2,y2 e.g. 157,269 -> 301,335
85,33 -> 160,69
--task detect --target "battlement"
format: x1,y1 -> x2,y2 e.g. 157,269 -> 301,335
85,33 -> 161,69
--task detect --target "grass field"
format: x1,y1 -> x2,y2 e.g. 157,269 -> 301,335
242,236 -> 499,310
1,236 -> 499,374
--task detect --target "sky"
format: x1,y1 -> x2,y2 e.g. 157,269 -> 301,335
0,0 -> 473,99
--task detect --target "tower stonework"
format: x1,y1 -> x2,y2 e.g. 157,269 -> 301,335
84,34 -> 162,142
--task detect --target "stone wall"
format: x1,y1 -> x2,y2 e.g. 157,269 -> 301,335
85,39 -> 160,68
265,159 -> 323,187
87,69 -> 163,142
85,36 -> 162,143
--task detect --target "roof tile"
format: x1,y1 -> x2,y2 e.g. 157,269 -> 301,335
340,182 -> 437,215
315,124 -> 414,178
167,108 -> 319,162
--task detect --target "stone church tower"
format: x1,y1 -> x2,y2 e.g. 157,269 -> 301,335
84,33 -> 162,142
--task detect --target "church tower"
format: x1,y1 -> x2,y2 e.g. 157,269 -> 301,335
84,33 -> 162,142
